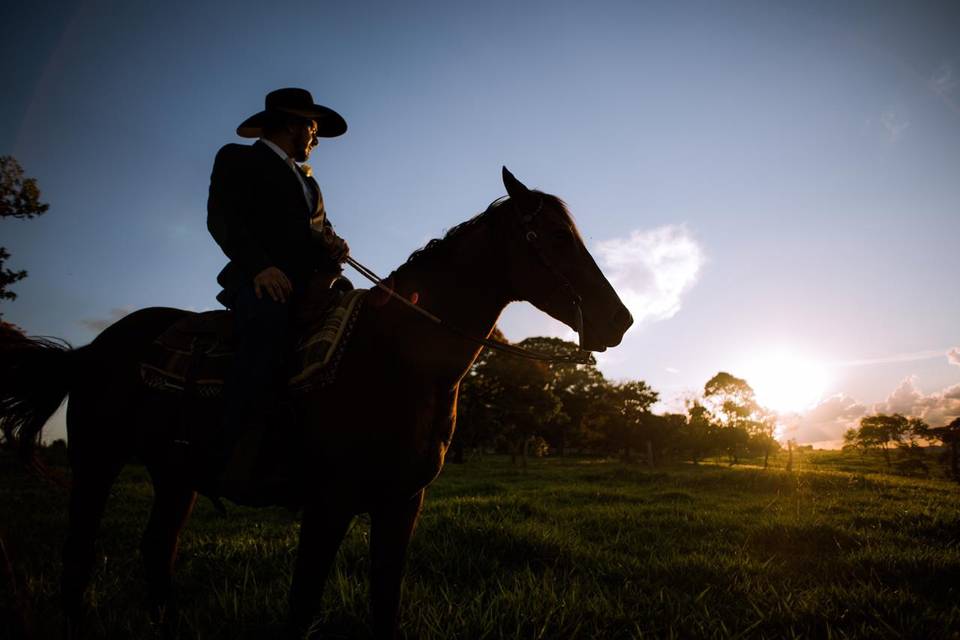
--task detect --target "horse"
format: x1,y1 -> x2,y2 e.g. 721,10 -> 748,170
0,167 -> 633,638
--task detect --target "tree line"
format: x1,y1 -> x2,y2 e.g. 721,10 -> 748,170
843,413 -> 960,480
454,334 -> 960,482
453,334 -> 781,469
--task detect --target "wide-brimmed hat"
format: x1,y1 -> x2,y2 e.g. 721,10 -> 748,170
236,88 -> 347,138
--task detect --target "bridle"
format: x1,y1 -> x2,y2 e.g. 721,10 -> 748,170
515,196 -> 587,354
345,197 -> 592,365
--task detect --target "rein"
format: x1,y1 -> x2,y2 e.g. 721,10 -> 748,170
346,245 -> 592,365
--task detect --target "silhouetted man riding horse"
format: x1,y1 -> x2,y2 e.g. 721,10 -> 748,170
207,88 -> 350,497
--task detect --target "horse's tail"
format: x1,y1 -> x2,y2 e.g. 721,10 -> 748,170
0,327 -> 79,459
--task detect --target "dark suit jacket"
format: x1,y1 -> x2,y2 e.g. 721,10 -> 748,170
207,141 -> 340,306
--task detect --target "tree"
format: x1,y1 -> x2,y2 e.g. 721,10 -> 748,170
0,156 -> 49,314
590,380 -> 659,461
453,328 -> 508,460
651,413 -> 687,466
680,400 -> 719,464
617,380 -> 660,462
703,372 -> 763,466
514,337 -> 606,456
745,413 -> 780,469
928,417 -> 960,482
858,414 -> 911,468
455,330 -> 562,467
842,427 -> 866,457
702,372 -> 780,467
488,353 -> 562,467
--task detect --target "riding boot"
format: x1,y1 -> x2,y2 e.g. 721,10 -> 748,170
214,408 -> 300,506
214,424 -> 267,502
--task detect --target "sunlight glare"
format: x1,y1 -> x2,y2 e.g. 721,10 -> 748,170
739,349 -> 831,414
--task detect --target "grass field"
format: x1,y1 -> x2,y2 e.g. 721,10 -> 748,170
2,450 -> 959,639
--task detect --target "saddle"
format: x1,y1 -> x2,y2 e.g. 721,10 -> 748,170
140,288 -> 366,398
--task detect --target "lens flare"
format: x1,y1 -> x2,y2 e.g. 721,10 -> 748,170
739,349 -> 831,414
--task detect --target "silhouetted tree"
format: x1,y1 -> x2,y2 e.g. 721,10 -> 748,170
651,413 -> 687,466
576,379 -> 617,453
641,413 -> 687,467
680,400 -> 718,464
928,417 -> 960,482
458,331 -> 562,467
703,372 -> 760,465
592,380 -> 659,461
453,328 -> 507,461
702,372 -> 780,467
746,414 -> 780,469
0,156 -> 49,316
847,413 -> 930,472
842,427 -> 864,457
515,337 -> 604,456
858,414 -> 914,468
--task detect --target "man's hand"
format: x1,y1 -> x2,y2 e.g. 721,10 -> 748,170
321,227 -> 350,263
329,235 -> 350,263
254,266 -> 292,303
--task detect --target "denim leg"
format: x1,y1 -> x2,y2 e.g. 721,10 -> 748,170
222,285 -> 291,437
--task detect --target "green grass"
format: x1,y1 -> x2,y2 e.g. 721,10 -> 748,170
2,452 -> 959,638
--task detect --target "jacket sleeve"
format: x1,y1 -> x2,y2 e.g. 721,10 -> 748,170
206,145 -> 272,279
308,182 -> 329,237
308,181 -> 342,269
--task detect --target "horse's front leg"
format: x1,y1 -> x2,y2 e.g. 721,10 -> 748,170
140,468 -> 198,626
370,490 -> 425,640
287,505 -> 353,638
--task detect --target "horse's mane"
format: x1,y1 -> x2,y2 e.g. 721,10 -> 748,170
399,196 -> 510,271
396,192 -> 574,274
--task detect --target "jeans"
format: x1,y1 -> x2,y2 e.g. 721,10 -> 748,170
222,284 -> 293,439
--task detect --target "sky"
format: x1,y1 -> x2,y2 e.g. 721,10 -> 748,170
2,0 -> 959,445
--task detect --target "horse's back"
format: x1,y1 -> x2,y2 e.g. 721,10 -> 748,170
90,307 -> 194,351
71,307 -> 193,420
64,307 -> 194,464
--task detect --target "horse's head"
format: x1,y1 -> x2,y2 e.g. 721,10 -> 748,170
500,167 -> 632,352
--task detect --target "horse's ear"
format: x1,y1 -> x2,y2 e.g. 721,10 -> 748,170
502,166 -> 531,200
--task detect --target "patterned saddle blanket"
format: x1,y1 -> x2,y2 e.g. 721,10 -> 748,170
140,289 -> 366,397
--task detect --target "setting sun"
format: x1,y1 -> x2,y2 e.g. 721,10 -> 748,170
739,349 -> 831,414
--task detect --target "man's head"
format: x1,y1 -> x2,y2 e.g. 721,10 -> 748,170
262,112 -> 318,162
236,88 -> 346,156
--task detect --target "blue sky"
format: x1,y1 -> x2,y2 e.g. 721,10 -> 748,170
2,0 -> 959,444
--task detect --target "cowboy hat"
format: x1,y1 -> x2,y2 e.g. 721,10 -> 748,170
236,87 -> 347,138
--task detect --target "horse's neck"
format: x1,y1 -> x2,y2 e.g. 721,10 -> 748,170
380,230 -> 510,384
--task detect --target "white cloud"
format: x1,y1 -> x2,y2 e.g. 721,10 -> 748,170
921,384 -> 960,428
948,347 -> 960,367
782,394 -> 867,443
874,376 -> 960,428
783,371 -> 960,445
878,376 -> 924,415
80,307 -> 135,333
595,224 -> 704,329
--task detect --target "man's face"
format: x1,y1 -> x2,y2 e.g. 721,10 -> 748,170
292,119 -> 319,162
